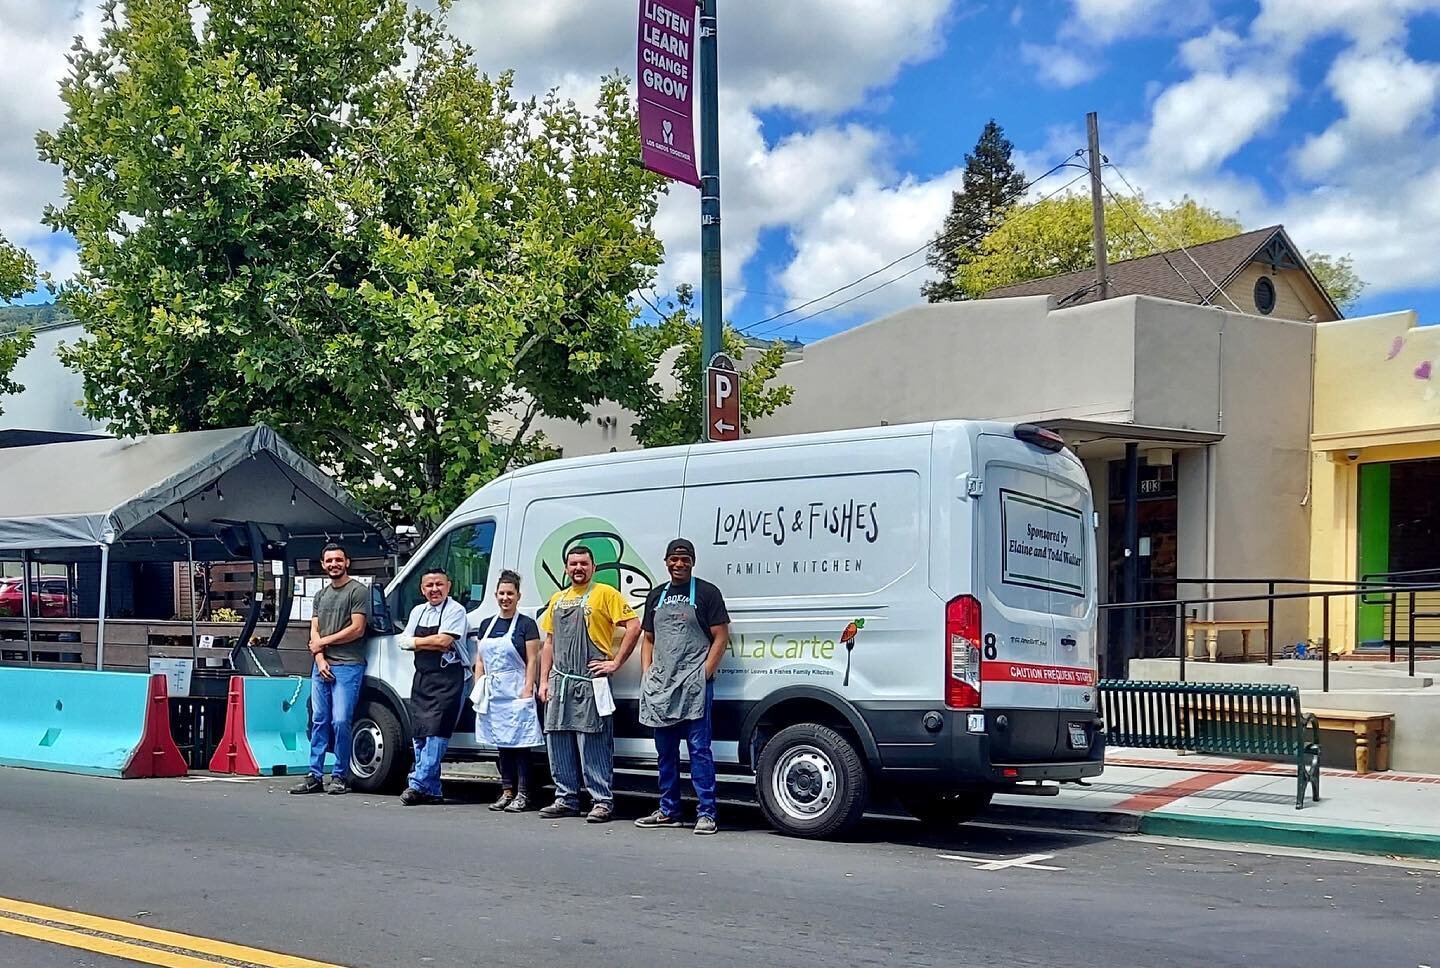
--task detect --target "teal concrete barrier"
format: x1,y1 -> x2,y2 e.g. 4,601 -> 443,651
0,668 -> 187,778
210,676 -> 312,776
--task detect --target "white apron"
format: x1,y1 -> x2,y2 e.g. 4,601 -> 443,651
472,615 -> 543,749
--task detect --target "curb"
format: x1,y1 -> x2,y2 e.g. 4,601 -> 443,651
1137,813 -> 1440,861
987,800 -> 1440,861
986,801 -> 1142,834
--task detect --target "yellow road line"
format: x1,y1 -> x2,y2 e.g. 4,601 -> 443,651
0,896 -> 344,968
0,913 -> 220,968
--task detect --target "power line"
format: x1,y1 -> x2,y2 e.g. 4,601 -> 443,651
1105,157 -> 1244,312
1100,183 -> 1214,308
751,168 -> 1093,338
738,150 -> 1087,336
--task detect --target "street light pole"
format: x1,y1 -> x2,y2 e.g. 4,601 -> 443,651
698,0 -> 723,419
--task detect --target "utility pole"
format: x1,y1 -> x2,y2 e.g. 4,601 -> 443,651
699,0 -> 723,390
1086,111 -> 1109,301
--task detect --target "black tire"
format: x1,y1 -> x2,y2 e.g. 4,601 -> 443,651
901,789 -> 995,827
349,699 -> 407,793
756,723 -> 869,839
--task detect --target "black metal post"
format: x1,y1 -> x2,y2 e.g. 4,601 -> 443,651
698,0 -> 723,416
1322,594 -> 1330,693
1122,442 -> 1140,664
1389,591 -> 1397,663
1266,581 -> 1275,665
1179,606 -> 1188,683
1409,591 -> 1417,678
20,550 -> 33,666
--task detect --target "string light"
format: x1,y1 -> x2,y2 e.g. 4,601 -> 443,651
181,502 -> 189,523
290,487 -> 297,507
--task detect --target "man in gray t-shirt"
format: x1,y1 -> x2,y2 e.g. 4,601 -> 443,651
291,544 -> 370,796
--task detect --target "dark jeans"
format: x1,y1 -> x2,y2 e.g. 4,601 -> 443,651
497,746 -> 531,794
655,680 -> 716,820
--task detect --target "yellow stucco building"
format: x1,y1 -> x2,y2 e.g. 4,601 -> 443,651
1309,311 -> 1440,651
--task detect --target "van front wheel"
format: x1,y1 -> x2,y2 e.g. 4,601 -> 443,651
349,700 -> 406,793
756,723 -> 868,839
901,789 -> 995,827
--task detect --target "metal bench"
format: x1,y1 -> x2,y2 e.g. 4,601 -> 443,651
1099,680 -> 1321,809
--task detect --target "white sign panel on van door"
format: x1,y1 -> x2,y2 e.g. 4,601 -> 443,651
1000,489 -> 1085,596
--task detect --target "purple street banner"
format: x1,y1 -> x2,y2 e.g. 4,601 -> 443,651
637,0 -> 701,187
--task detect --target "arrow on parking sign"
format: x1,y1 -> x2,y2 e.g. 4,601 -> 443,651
706,361 -> 740,442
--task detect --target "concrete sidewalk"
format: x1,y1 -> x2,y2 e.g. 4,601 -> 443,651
992,749 -> 1440,860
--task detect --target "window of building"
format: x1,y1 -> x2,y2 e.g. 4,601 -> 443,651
1253,275 -> 1276,315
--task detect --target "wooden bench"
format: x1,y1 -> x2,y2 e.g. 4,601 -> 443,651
1184,618 -> 1270,662
1308,708 -> 1393,774
1099,680 -> 1321,809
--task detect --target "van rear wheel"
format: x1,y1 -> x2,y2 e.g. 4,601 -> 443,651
901,789 -> 995,827
756,723 -> 868,839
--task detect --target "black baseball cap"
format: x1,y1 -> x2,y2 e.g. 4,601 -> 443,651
665,538 -> 697,560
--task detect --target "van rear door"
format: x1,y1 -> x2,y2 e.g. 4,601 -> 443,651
975,428 -> 1096,760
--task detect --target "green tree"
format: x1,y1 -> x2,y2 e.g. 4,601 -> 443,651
922,120 -> 1028,303
0,232 -> 38,412
39,0 -> 669,534
955,195 -> 1243,299
1305,252 -> 1366,311
631,286 -> 795,448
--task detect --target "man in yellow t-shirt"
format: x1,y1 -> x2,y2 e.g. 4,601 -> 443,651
537,545 -> 640,823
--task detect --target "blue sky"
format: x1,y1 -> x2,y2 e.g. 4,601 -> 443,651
4,1 -> 1440,341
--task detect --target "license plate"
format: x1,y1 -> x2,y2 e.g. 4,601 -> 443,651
1068,723 -> 1088,749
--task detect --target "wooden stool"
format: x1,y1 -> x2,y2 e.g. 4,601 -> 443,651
1309,709 -> 1394,773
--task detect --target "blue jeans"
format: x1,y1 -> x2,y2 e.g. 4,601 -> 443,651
654,680 -> 716,820
308,662 -> 366,781
408,737 -> 449,797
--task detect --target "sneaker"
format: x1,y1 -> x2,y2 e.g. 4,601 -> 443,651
585,803 -> 613,824
538,800 -> 581,819
634,809 -> 682,829
504,793 -> 532,813
327,777 -> 351,796
489,791 -> 515,812
289,775 -> 325,795
399,787 -> 424,806
693,816 -> 718,836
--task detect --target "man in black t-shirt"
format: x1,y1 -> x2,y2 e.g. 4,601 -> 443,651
634,538 -> 731,835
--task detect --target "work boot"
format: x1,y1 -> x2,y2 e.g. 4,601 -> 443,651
289,775 -> 325,795
489,790 -> 515,812
538,800 -> 580,819
399,787 -> 424,806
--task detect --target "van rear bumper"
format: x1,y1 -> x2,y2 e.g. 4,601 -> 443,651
854,702 -> 1105,788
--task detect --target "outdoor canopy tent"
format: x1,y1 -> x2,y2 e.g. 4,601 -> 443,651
0,424 -> 394,666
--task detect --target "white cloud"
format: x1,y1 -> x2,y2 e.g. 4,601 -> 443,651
1178,26 -> 1242,73
1020,43 -> 1101,88
1066,0 -> 1167,44
1143,71 -> 1294,175
765,168 -> 963,334
1251,0 -> 1440,54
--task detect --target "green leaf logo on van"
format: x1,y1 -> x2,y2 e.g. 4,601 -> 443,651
535,518 -> 656,608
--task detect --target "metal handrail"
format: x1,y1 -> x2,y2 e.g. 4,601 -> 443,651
1100,582 -> 1440,690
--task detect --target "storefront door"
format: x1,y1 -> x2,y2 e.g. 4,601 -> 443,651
1107,461 -> 1179,662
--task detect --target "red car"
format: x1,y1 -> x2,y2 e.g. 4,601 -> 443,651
0,576 -> 75,618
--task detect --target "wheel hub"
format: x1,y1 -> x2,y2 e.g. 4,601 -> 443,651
771,744 -> 837,821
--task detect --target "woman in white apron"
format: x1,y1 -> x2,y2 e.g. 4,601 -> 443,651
470,570 -> 543,812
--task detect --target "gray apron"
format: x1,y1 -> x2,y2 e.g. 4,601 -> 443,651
544,589 -> 605,734
639,578 -> 711,729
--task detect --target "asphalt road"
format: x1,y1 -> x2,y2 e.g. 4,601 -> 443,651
0,768 -> 1436,968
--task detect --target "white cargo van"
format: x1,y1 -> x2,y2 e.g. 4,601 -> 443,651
347,419 -> 1103,837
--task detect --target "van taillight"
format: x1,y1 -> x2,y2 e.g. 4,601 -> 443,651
945,595 -> 982,709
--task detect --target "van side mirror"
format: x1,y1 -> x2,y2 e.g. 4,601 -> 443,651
369,585 -> 399,635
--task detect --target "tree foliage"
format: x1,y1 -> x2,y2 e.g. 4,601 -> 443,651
1305,252 -> 1366,311
955,194 -> 1242,299
0,232 -> 38,412
39,0 -> 670,534
631,286 -> 795,448
922,120 -> 1027,303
